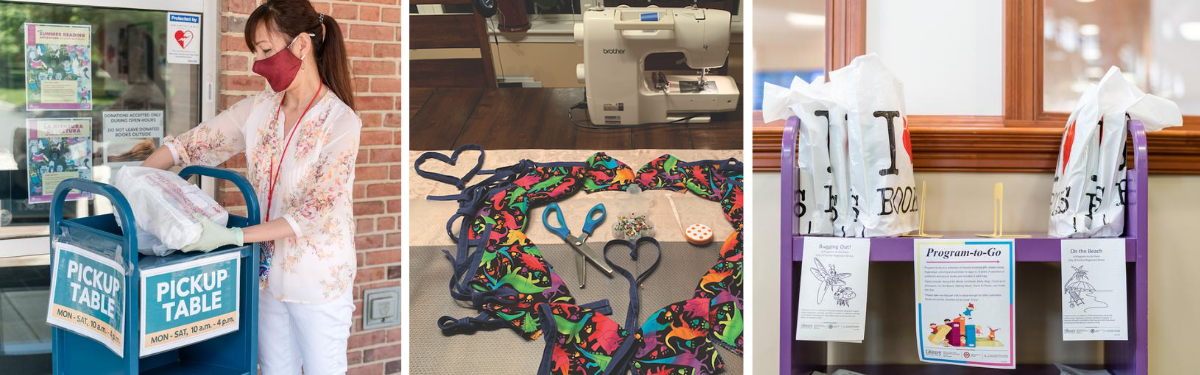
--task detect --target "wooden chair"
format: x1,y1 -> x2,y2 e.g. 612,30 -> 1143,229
410,0 -> 498,88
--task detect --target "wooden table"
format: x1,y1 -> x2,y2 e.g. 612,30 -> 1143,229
409,87 -> 744,150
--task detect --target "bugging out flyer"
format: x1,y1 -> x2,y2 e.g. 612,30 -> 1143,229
914,239 -> 1015,369
795,237 -> 870,342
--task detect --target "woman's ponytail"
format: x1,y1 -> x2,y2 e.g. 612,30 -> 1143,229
245,0 -> 357,110
315,15 -> 355,111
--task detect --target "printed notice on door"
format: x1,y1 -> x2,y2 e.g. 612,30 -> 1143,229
103,111 -> 163,171
795,237 -> 869,342
914,239 -> 1015,369
27,118 -> 92,204
1061,239 -> 1128,341
167,13 -> 201,64
25,23 -> 92,110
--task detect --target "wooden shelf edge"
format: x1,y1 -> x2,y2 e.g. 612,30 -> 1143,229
752,115 -> 1200,174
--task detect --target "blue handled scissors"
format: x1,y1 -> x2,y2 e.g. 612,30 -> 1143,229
543,202 -> 613,288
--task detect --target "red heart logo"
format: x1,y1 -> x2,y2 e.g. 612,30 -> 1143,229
174,30 -> 194,49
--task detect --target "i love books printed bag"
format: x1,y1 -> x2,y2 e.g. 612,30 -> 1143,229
1050,67 -> 1180,238
830,54 -> 917,237
823,85 -> 859,237
763,77 -> 836,235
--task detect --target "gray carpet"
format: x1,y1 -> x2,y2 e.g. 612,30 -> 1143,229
410,241 -> 743,374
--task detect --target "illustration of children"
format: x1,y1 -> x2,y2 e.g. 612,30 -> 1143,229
928,320 -> 952,346
962,303 -> 975,319
988,326 -> 1000,341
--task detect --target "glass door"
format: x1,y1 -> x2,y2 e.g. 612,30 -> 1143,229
0,1 -> 216,372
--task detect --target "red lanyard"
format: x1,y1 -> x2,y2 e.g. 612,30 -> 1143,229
266,87 -> 322,222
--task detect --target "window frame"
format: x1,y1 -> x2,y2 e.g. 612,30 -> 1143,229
0,0 -> 222,263
470,0 -> 745,43
752,0 -> 1200,174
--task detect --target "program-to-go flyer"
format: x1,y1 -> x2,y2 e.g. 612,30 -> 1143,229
27,118 -> 92,204
914,239 -> 1015,369
25,23 -> 92,110
1061,238 -> 1128,341
795,237 -> 870,342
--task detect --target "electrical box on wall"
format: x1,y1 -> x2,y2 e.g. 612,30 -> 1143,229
363,286 -> 402,330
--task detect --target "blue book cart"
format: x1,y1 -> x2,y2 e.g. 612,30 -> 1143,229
48,166 -> 260,375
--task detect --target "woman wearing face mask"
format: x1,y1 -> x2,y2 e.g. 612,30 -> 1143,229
140,0 -> 360,373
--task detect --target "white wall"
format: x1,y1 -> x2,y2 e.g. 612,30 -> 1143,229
865,0 -> 1004,115
1151,0 -> 1200,115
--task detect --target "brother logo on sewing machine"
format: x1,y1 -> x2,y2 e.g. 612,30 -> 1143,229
574,6 -> 740,125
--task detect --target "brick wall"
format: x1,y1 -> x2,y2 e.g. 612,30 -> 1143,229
216,0 -> 403,374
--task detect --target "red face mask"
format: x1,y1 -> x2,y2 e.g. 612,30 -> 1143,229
252,37 -> 304,92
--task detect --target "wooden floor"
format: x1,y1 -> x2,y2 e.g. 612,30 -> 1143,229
409,87 -> 744,150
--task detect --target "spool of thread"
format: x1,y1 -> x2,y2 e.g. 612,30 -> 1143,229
685,224 -> 713,245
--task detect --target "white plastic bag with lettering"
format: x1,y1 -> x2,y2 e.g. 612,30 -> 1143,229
830,53 -> 917,237
763,77 -> 835,235
113,166 -> 229,255
1050,67 -> 1181,238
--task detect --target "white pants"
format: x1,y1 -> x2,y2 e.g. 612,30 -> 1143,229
258,287 -> 355,375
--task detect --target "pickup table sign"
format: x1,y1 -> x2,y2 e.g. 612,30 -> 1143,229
139,251 -> 240,356
46,241 -> 126,357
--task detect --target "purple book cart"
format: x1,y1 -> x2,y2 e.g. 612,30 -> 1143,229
779,118 -> 1150,374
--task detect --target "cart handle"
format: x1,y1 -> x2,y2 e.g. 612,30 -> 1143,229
50,178 -> 139,256
179,166 -> 261,226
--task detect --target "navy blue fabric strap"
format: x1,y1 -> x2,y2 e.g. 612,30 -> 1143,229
579,299 -> 614,316
437,312 -> 506,333
600,237 -> 662,375
444,224 -> 492,301
414,144 -> 486,190
535,303 -> 559,375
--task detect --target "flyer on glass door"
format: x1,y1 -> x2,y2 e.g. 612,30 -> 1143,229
914,239 -> 1015,369
27,118 -> 92,204
25,23 -> 92,110
102,111 -> 163,171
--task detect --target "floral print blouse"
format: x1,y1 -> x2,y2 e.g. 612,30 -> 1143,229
165,89 -> 361,304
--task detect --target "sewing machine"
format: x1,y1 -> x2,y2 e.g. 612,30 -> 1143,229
574,5 -> 739,125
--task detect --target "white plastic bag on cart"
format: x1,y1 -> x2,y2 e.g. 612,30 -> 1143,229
763,77 -> 836,235
1050,67 -> 1181,238
829,53 -> 917,237
113,166 -> 229,255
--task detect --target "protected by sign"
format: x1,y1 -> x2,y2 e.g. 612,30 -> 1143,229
166,13 -> 201,64
139,251 -> 240,356
46,241 -> 126,357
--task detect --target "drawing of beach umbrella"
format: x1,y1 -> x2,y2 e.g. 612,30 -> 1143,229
1064,266 -> 1096,308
